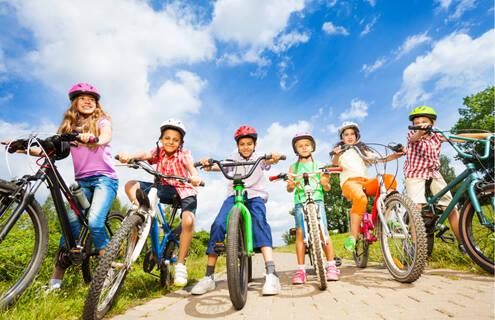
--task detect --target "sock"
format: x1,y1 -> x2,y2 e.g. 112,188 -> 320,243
328,260 -> 336,266
265,260 -> 277,276
297,265 -> 306,272
206,265 -> 215,279
49,278 -> 62,288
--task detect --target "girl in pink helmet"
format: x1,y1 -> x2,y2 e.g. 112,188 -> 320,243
48,83 -> 119,291
286,132 -> 340,283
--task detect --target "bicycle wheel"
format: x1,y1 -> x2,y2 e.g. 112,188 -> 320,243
226,207 -> 248,310
0,179 -> 48,309
306,203 -> 326,290
160,239 -> 178,288
379,193 -> 427,283
459,183 -> 494,274
247,256 -> 253,283
83,214 -> 143,320
82,211 -> 125,283
421,210 -> 437,257
353,232 -> 369,268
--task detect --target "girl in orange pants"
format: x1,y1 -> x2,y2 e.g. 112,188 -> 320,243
332,122 -> 405,251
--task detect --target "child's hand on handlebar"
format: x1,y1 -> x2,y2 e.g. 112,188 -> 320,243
270,152 -> 282,163
76,132 -> 96,145
190,175 -> 202,187
286,177 -> 297,190
118,153 -> 133,163
332,146 -> 343,155
320,173 -> 331,190
199,157 -> 212,171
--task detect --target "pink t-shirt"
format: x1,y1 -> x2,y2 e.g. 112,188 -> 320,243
70,118 -> 118,180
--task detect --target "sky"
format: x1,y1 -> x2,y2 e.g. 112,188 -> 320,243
0,0 -> 493,246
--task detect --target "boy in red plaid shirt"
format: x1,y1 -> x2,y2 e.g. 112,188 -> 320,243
118,118 -> 202,286
404,106 -> 491,253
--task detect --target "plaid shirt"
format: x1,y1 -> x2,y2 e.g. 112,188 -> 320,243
149,147 -> 197,199
403,131 -> 443,179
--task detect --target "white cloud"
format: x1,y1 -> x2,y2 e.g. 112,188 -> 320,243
365,0 -> 376,7
395,32 -> 431,59
212,0 -> 305,65
360,16 -> 378,36
0,48 -> 5,73
327,0 -> 338,7
362,57 -> 386,75
278,57 -> 298,90
392,29 -> 494,108
0,93 -> 12,104
322,22 -> 349,36
339,98 -> 369,120
435,0 -> 476,19
327,124 -> 339,134
271,31 -> 310,54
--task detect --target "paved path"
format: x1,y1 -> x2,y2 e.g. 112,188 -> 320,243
112,252 -> 494,320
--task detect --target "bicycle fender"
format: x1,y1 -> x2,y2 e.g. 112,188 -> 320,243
130,215 -> 152,262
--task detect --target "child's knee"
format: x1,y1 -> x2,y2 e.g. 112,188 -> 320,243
351,194 -> 368,214
181,211 -> 195,228
125,180 -> 139,192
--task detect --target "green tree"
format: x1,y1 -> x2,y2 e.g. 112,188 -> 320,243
282,231 -> 296,245
323,175 -> 351,233
439,154 -> 465,203
452,86 -> 494,181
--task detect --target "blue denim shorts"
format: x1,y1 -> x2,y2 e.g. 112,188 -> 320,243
139,181 -> 197,214
294,200 -> 327,230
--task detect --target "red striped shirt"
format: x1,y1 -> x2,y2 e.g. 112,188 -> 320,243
149,148 -> 197,199
404,131 -> 442,179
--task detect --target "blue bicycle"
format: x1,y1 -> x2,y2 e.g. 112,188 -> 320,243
83,157 -> 203,320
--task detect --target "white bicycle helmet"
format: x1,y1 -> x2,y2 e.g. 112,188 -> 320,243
338,121 -> 360,140
160,118 -> 186,137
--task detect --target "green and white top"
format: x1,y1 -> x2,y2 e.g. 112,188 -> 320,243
291,161 -> 324,205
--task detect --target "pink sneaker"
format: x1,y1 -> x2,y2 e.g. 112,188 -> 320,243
292,269 -> 306,284
326,265 -> 340,281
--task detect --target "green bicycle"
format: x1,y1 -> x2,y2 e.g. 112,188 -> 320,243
195,154 -> 285,310
409,125 -> 494,273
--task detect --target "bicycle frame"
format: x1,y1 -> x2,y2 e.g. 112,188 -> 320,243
229,182 -> 254,254
424,132 -> 494,228
0,158 -> 91,254
149,202 -> 180,265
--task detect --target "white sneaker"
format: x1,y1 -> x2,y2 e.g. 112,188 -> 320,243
173,263 -> 188,286
262,273 -> 280,295
191,276 -> 215,295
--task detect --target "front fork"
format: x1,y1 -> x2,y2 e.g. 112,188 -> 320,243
302,202 -> 329,246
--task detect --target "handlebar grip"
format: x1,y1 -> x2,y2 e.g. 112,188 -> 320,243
88,137 -> 99,144
279,155 -> 286,160
408,125 -> 432,131
199,181 -> 205,187
194,161 -> 203,167
114,155 -> 120,161
269,175 -> 279,181
329,151 -> 336,157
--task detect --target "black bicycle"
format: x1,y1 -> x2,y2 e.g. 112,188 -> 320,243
0,133 -> 124,309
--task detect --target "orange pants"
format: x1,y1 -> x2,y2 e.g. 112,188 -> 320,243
341,175 -> 397,215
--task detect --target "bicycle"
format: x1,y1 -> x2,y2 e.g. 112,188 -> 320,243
0,133 -> 124,309
195,154 -> 285,310
330,143 -> 428,283
408,125 -> 495,274
269,165 -> 342,290
83,156 -> 204,320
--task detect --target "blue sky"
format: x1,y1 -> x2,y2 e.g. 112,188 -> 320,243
0,0 -> 493,245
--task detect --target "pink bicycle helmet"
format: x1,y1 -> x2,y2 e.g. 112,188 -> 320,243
68,83 -> 100,101
292,131 -> 315,154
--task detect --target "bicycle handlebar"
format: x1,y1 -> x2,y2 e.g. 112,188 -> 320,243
269,166 -> 343,182
114,155 -> 205,187
407,126 -> 494,160
196,154 -> 286,181
3,133 -> 99,154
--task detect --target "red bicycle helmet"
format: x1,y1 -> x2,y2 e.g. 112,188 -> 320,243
68,83 -> 100,101
234,125 -> 257,143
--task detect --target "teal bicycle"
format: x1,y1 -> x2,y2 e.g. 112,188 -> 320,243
409,125 -> 494,273
195,154 -> 285,310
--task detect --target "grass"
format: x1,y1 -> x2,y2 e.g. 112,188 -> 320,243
1,244 -> 225,320
275,232 -> 492,275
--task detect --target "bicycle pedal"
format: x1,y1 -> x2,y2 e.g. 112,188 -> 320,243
439,232 -> 456,244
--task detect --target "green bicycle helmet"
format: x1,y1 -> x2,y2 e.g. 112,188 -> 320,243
409,106 -> 437,121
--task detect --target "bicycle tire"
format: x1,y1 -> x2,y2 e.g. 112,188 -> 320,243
247,256 -> 253,283
459,183 -> 494,274
0,179 -> 49,309
82,211 -> 125,283
353,233 -> 369,268
160,240 -> 178,288
83,214 -> 143,320
307,203 -> 327,290
379,193 -> 427,283
226,207 -> 248,310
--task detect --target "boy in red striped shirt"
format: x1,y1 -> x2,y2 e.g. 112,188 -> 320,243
404,106 -> 490,253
